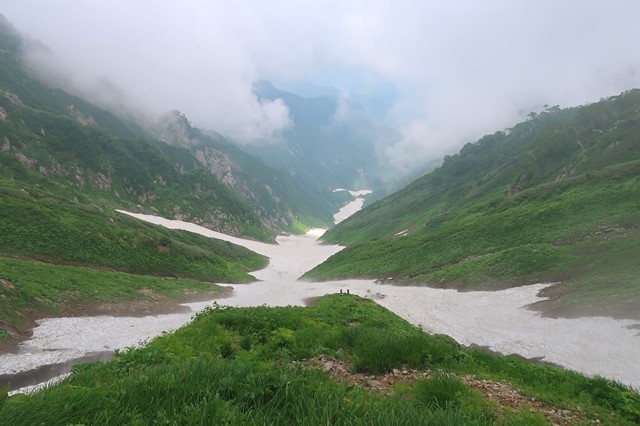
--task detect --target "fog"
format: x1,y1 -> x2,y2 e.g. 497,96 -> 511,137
3,1 -> 640,177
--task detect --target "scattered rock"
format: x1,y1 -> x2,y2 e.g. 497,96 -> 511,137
294,356 -> 590,425
67,105 -> 97,126
0,278 -> 15,291
15,152 -> 36,169
1,90 -> 23,105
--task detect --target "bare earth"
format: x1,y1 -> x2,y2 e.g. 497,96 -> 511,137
295,355 -> 596,425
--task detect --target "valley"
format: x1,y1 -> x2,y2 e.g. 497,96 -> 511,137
1,7 -> 640,423
3,199 -> 638,397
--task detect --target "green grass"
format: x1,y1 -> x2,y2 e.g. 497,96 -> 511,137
413,373 -> 477,409
308,92 -> 640,318
0,40 -> 275,241
0,180 -> 268,341
0,183 -> 266,283
0,101 -> 273,241
2,295 -> 638,424
310,161 -> 640,282
0,256 -> 227,338
0,23 -> 337,238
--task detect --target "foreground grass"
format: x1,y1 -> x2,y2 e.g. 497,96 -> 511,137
0,256 -> 227,341
2,295 -> 638,424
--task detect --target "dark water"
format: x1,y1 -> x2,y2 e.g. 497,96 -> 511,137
0,350 -> 113,392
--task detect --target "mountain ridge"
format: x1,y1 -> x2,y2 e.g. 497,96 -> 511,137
306,90 -> 640,319
249,79 -> 398,196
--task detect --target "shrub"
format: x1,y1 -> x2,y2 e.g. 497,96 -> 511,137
414,373 -> 471,409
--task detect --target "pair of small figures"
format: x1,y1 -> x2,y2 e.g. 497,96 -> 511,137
339,289 -> 350,295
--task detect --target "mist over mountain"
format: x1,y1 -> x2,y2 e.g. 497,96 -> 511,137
0,16 -> 341,242
309,90 -> 640,319
249,80 -> 406,194
4,2 -> 639,190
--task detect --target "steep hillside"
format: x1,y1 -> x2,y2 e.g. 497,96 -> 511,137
0,16 -> 272,241
151,110 -> 339,231
248,80 -> 395,193
0,15 -> 273,342
307,91 -> 640,318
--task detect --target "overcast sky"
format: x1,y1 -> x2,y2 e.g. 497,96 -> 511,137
2,1 -> 640,176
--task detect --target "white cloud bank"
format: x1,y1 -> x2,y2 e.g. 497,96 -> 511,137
3,0 -> 640,170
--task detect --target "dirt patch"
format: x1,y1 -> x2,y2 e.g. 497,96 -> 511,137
0,278 -> 15,291
303,296 -> 320,307
529,283 -> 640,321
293,355 -> 594,425
62,286 -> 232,318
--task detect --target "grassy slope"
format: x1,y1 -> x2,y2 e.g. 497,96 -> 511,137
0,257 -> 228,341
152,119 -> 342,232
204,133 -> 342,231
0,21 -> 273,241
0,99 -> 271,241
0,181 -> 266,340
307,91 -> 640,317
1,295 -> 638,424
0,19 -> 277,345
0,182 -> 265,281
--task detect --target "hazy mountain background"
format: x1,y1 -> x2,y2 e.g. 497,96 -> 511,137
249,80 -> 404,197
4,2 -> 639,190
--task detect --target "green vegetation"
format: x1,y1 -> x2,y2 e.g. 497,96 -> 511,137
0,256 -> 227,340
0,17 -> 341,237
0,100 -> 271,240
0,183 -> 265,281
171,126 -> 342,232
0,179 -> 265,341
308,91 -> 640,318
2,295 -> 638,424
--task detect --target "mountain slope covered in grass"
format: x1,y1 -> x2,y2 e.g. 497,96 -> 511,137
307,91 -> 640,318
0,16 -> 273,342
0,16 -> 273,241
0,181 -> 266,341
151,110 -> 341,231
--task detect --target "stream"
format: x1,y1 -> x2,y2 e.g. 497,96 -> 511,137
2,196 -> 639,394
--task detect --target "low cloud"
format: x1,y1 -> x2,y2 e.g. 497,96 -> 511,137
3,1 -> 640,178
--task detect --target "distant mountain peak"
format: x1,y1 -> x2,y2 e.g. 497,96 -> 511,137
252,79 -> 293,101
151,109 -> 195,148
0,14 -> 16,34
